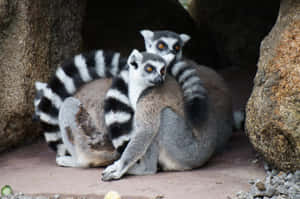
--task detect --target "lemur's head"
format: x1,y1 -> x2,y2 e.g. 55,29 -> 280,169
140,30 -> 190,61
127,49 -> 174,87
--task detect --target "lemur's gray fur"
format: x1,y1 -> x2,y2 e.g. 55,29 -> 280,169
101,60 -> 233,180
57,50 -> 174,167
33,31 -> 191,164
103,51 -> 173,153
56,30 -> 235,181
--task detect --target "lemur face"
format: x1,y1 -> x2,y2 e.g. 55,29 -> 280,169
140,30 -> 190,61
127,49 -> 174,87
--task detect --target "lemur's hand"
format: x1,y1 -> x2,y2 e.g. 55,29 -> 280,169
101,160 -> 126,181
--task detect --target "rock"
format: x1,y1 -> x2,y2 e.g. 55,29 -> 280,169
0,0 -> 85,152
234,169 -> 300,199
245,0 -> 300,171
256,181 -> 267,191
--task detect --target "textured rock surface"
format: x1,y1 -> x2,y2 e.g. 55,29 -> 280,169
0,0 -> 85,152
246,0 -> 300,171
234,163 -> 300,199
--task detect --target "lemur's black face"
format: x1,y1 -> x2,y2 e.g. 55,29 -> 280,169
140,30 -> 190,61
142,61 -> 166,85
127,50 -> 174,87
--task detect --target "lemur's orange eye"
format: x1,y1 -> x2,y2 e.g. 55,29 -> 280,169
174,44 -> 180,52
146,66 -> 153,72
158,42 -> 165,50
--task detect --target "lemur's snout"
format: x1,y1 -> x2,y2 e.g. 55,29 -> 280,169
170,50 -> 177,55
153,76 -> 163,85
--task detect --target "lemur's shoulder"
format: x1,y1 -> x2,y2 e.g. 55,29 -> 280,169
136,61 -> 232,128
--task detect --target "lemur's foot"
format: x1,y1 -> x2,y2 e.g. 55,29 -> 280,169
101,160 -> 126,181
56,156 -> 77,167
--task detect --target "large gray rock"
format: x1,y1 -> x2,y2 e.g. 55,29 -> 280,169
0,0 -> 85,152
246,0 -> 300,171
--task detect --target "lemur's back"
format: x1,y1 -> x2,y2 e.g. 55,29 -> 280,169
61,61 -> 233,170
74,78 -> 112,132
137,61 -> 233,152
73,61 -> 233,154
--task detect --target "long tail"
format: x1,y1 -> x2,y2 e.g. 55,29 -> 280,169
34,50 -> 127,155
168,60 -> 208,127
103,70 -> 134,154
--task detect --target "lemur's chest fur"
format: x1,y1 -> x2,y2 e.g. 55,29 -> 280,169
104,50 -> 172,153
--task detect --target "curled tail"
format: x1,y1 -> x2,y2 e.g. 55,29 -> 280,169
34,50 -> 127,155
168,60 -> 208,127
103,70 -> 134,154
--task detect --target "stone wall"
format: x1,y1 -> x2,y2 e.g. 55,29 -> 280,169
0,0 -> 85,152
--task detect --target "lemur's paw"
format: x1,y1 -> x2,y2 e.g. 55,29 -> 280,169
56,156 -> 76,167
101,160 -> 125,181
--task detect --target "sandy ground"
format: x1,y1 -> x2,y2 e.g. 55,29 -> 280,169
0,66 -> 264,199
0,132 -> 265,199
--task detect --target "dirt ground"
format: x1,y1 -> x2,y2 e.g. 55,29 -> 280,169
0,66 -> 265,199
0,132 -> 265,199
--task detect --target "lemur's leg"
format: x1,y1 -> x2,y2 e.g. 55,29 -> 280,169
101,117 -> 158,181
128,107 -> 216,173
158,107 -> 217,171
57,97 -> 81,167
127,138 -> 159,175
58,97 -> 103,167
59,97 -> 118,168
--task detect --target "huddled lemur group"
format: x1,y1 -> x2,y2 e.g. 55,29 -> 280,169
34,30 -> 242,181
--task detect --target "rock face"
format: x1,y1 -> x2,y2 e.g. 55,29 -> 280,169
246,0 -> 300,171
0,0 -> 85,152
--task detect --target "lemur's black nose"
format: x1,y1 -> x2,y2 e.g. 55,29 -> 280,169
153,76 -> 163,85
170,50 -> 177,55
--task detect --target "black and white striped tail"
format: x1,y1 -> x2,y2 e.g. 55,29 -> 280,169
168,60 -> 208,127
103,70 -> 134,154
34,50 -> 127,155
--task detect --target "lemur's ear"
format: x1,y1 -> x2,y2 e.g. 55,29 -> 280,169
179,34 -> 191,45
162,53 -> 175,66
140,30 -> 154,41
128,49 -> 143,69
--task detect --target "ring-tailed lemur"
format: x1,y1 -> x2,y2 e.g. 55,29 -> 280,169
34,30 -> 199,161
101,61 -> 234,181
58,50 -> 174,167
104,50 -> 174,154
55,30 -> 236,180
140,30 -> 244,150
100,31 -> 237,180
